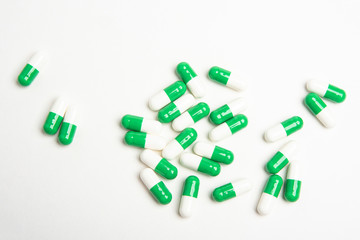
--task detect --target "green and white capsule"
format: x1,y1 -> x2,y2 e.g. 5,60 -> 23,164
162,128 -> 197,160
18,51 -> 45,86
284,161 -> 302,202
180,153 -> 221,176
179,176 -> 200,218
140,168 -> 172,205
124,131 -> 166,150
266,140 -> 297,174
306,79 -> 346,103
209,114 -> 248,142
148,81 -> 187,111
58,106 -> 77,145
257,175 -> 283,216
121,114 -> 163,135
305,93 -> 335,128
158,94 -> 195,123
43,97 -> 68,135
264,116 -> 303,142
140,150 -> 178,180
172,102 -> 210,131
176,62 -> 206,98
212,179 -> 252,202
193,141 -> 234,164
209,98 -> 247,125
208,66 -> 247,91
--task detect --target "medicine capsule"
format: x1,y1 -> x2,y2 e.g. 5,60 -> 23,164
209,98 -> 247,125
284,161 -> 302,202
172,102 -> 210,131
140,168 -> 172,205
212,179 -> 252,202
121,114 -> 163,135
158,94 -> 195,123
180,153 -> 220,176
179,176 -> 200,218
266,140 -> 297,174
264,116 -> 303,143
58,106 -> 78,145
193,141 -> 234,164
305,93 -> 335,128
148,81 -> 187,111
140,150 -> 178,180
162,128 -> 197,160
18,51 -> 45,86
257,175 -> 283,216
176,62 -> 206,98
306,79 -> 346,103
209,114 -> 248,142
208,66 -> 247,91
124,131 -> 166,150
43,97 -> 68,135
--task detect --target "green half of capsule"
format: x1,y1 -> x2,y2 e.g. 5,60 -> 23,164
263,175 -> 283,198
209,104 -> 232,125
305,93 -> 327,115
58,122 -> 77,145
212,146 -> 234,164
18,63 -> 39,86
197,157 -> 221,176
150,181 -> 172,205
124,131 -> 146,148
164,81 -> 187,101
175,128 -> 197,149
158,102 -> 181,123
208,66 -> 231,85
182,176 -> 200,198
121,114 -> 143,131
226,114 -> 248,134
188,102 -> 210,123
324,84 -> 346,103
176,62 -> 197,84
266,151 -> 289,174
284,179 -> 301,202
212,183 -> 236,202
43,112 -> 64,135
281,116 -> 303,136
154,159 -> 178,180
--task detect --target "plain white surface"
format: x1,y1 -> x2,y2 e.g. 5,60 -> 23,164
0,0 -> 359,239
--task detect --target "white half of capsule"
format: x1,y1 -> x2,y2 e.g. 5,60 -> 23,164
193,141 -> 215,159
264,123 -> 287,143
306,79 -> 328,97
141,119 -> 163,135
140,168 -> 160,189
316,107 -> 336,128
148,90 -> 171,111
257,192 -> 277,216
187,76 -> 206,98
179,153 -> 202,171
279,140 -> 297,160
227,98 -> 248,115
172,111 -> 194,132
63,105 -> 77,125
287,160 -> 301,181
209,122 -> 233,142
175,94 -> 196,113
179,195 -> 196,218
162,139 -> 184,160
50,97 -> 68,116
28,51 -> 46,71
231,179 -> 253,196
140,149 -> 163,169
227,72 -> 248,91
144,135 -> 167,150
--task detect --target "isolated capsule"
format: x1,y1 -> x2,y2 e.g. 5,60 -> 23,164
208,66 -> 247,91
140,168 -> 172,205
284,161 -> 302,202
305,93 -> 335,128
148,81 -> 187,111
121,114 -> 163,134
264,116 -> 303,142
209,98 -> 247,125
162,128 -> 197,160
212,179 -> 252,202
18,51 -> 45,86
180,153 -> 220,176
124,131 -> 166,150
209,114 -> 248,142
58,106 -> 78,145
140,150 -> 178,180
43,97 -> 68,135
257,175 -> 283,216
193,141 -> 234,164
176,62 -> 206,98
179,176 -> 200,218
158,94 -> 195,123
172,102 -> 210,131
306,79 -> 346,103
266,141 -> 297,174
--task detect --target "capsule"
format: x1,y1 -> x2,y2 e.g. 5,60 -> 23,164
18,51 -> 45,86
172,102 -> 210,131
148,81 -> 187,111
284,161 -> 301,202
306,79 -> 346,103
212,179 -> 252,202
158,94 -> 195,123
121,114 -> 163,134
179,176 -> 200,218
162,128 -> 197,160
209,98 -> 247,125
140,150 -> 178,180
180,153 -> 220,176
264,116 -> 303,142
124,131 -> 166,150
209,114 -> 248,142
193,141 -> 234,164
305,93 -> 335,128
58,106 -> 77,145
208,66 -> 247,91
176,62 -> 206,98
43,97 -> 68,135
266,141 -> 297,174
257,175 -> 283,216
140,168 -> 172,205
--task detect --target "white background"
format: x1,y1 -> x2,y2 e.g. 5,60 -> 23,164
0,0 -> 359,239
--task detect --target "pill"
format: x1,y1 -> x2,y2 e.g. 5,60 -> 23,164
266,140 -> 297,174
306,79 -> 346,103
179,176 -> 200,218
43,97 -> 68,135
209,114 -> 248,142
158,94 -> 195,123
58,106 -> 78,145
305,93 -> 335,128
176,62 -> 205,98
124,131 -> 166,150
208,66 -> 247,91
212,179 -> 252,202
121,114 -> 163,134
180,153 -> 220,176
284,161 -> 302,202
257,175 -> 283,216
140,168 -> 172,205
193,141 -> 234,164
172,102 -> 210,131
140,150 -> 178,180
264,116 -> 303,143
18,51 -> 45,86
209,98 -> 247,125
162,128 -> 197,160
148,81 -> 186,111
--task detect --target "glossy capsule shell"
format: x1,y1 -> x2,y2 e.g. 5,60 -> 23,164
124,131 -> 166,150
193,141 -> 234,164
179,176 -> 200,218
208,66 -> 247,91
158,94 -> 195,123
305,93 -> 335,128
180,153 -> 221,176
148,81 -> 186,111
266,140 -> 297,174
162,128 -> 197,160
172,102 -> 210,131
284,161 -> 302,202
257,175 -> 283,216
210,98 -> 247,125
43,97 -> 68,135
121,114 -> 163,134
264,116 -> 303,142
58,106 -> 77,145
176,62 -> 206,98
212,179 -> 252,202
209,114 -> 248,142
140,168 -> 172,205
140,150 -> 178,180
18,51 -> 45,86
306,79 -> 346,103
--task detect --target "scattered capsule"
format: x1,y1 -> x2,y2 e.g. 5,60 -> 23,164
140,150 -> 178,180
208,66 -> 247,91
121,114 -> 163,134
179,176 -> 200,218
284,161 -> 302,202
193,141 -> 234,164
176,62 -> 205,98
162,128 -> 197,160
212,179 -> 252,202
266,141 -> 297,174
306,79 -> 346,103
58,106 -> 78,145
209,98 -> 247,125
172,102 -> 210,131
158,94 -> 195,123
209,114 -> 248,142
305,93 -> 335,128
264,116 -> 303,143
180,153 -> 220,176
18,51 -> 45,86
140,168 -> 172,205
257,175 -> 283,216
148,81 -> 187,111
43,97 -> 68,135
124,131 -> 166,150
